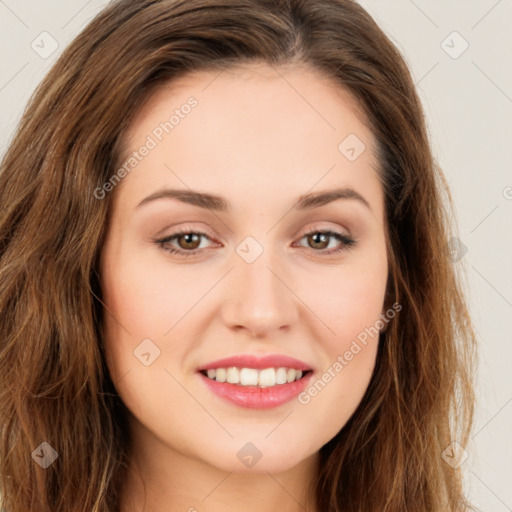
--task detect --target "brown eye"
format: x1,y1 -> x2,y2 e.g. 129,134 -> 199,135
176,232 -> 202,250
306,232 -> 330,250
156,228 -> 356,259
296,230 -> 357,255
156,230 -> 213,257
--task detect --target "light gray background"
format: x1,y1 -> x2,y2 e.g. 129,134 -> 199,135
1,1 -> 511,510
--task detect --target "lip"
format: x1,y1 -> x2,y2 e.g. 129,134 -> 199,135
196,354 -> 313,372
198,370 -> 314,409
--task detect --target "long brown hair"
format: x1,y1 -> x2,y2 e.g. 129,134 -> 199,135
0,1 -> 477,510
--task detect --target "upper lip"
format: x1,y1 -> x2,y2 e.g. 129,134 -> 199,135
197,354 -> 313,372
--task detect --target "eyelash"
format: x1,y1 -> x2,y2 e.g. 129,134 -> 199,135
155,228 -> 357,258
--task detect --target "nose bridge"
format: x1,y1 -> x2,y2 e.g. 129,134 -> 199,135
223,238 -> 298,336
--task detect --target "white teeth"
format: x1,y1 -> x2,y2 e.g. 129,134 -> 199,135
202,366 -> 307,387
275,367 -> 288,384
258,368 -> 276,387
226,367 -> 239,384
286,368 -> 296,383
240,368 -> 259,386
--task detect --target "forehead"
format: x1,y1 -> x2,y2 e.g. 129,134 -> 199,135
114,62 -> 383,220
122,62 -> 375,149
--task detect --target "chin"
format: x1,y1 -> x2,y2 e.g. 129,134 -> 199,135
194,435 -> 315,475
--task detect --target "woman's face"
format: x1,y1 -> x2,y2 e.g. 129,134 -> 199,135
100,63 -> 389,474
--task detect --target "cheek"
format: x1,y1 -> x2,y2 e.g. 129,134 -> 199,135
296,273 -> 383,430
304,262 -> 387,346
295,261 -> 386,413
297,345 -> 377,449
100,248 -> 216,388
102,251 -> 205,337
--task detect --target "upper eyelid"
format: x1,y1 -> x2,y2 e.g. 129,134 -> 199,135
167,218 -> 351,236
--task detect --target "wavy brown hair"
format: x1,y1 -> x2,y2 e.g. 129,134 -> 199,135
0,0 -> 477,510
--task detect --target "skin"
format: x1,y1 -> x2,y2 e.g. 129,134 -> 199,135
99,62 -> 389,512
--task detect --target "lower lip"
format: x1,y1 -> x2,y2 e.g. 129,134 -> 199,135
198,372 -> 313,409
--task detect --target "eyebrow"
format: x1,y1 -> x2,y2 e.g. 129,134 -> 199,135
136,187 -> 372,212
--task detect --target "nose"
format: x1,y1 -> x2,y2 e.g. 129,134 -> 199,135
221,249 -> 299,339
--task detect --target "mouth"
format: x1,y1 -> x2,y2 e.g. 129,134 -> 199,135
196,353 -> 314,409
198,367 -> 313,388
196,362 -> 314,409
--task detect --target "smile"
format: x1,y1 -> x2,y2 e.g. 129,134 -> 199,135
200,366 -> 309,387
197,367 -> 314,409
